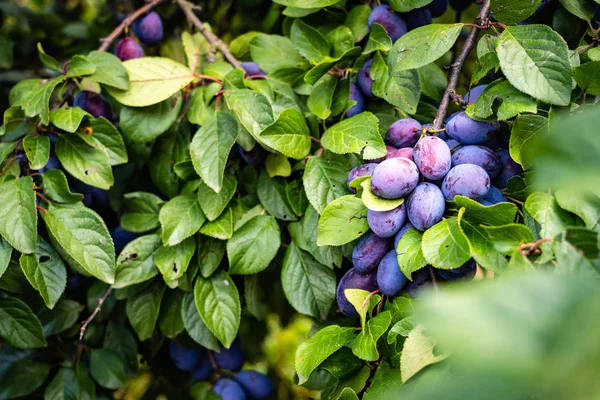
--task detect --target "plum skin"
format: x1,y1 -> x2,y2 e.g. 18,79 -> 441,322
132,11 -> 164,45
370,157 -> 420,200
73,90 -> 114,121
357,58 -> 374,98
463,84 -> 487,104
241,61 -> 265,76
114,37 -> 144,61
347,163 -> 378,193
367,203 -> 407,238
336,267 -> 379,317
404,7 -> 432,31
346,81 -> 365,118
394,222 -> 414,249
234,370 -> 273,399
212,378 -> 247,400
191,357 -> 213,380
377,250 -> 408,296
214,339 -> 245,372
169,341 -> 202,371
446,111 -> 499,145
442,163 -> 491,201
368,5 -> 408,42
386,118 -> 422,148
437,259 -> 477,281
406,182 -> 446,231
413,136 -> 452,180
478,185 -> 507,206
451,145 -> 501,179
352,231 -> 392,273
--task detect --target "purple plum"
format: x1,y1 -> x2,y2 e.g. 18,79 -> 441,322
463,84 -> 487,104
241,61 -> 265,76
367,203 -> 407,238
413,136 -> 452,180
368,5 -> 408,42
437,259 -> 477,281
132,11 -> 163,45
446,111 -> 499,145
352,231 -> 392,273
493,149 -> 523,188
478,185 -> 507,206
427,0 -> 448,17
451,144 -> 501,178
394,222 -> 414,249
347,81 -> 365,118
404,7 -> 432,31
442,164 -> 491,200
114,37 -> 144,61
213,378 -> 247,400
377,250 -> 409,296
73,90 -> 114,121
386,118 -> 422,148
336,267 -> 379,317
406,182 -> 446,231
357,59 -> 374,98
347,163 -> 378,193
234,370 -> 273,399
370,157 -> 420,199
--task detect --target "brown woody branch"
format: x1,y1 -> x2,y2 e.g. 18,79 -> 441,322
79,287 -> 112,340
98,0 -> 166,52
175,0 -> 242,69
432,0 -> 492,130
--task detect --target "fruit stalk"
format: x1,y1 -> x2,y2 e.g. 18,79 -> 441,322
175,0 -> 243,69
98,0 -> 166,51
432,0 -> 491,130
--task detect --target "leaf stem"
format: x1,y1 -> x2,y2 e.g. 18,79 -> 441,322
79,286 -> 113,340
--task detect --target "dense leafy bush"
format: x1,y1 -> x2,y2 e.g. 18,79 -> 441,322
1,0 -> 600,398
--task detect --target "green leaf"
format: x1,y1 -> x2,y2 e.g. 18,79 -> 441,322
266,152 -> 292,177
227,215 -> 281,274
555,190 -> 600,230
327,26 -> 355,58
509,114 -> 547,169
23,135 -> 50,170
224,89 -> 274,139
281,242 -> 336,319
198,175 -> 237,221
364,23 -> 392,54
0,36 -> 14,69
249,34 -> 306,73
572,61 -> 600,95
257,170 -> 297,221
352,311 -> 392,361
389,24 -> 464,72
418,63 -> 448,101
454,195 -> 517,226
159,194 -> 206,246
66,54 -> 96,77
559,0 -> 595,21
361,178 -> 405,212
55,133 -> 114,189
150,127 -> 188,198
19,236 -> 66,309
0,177 -> 37,254
9,78 -> 42,107
0,142 -> 16,164
271,0 -> 340,9
106,57 -> 192,107
0,361 -> 50,399
400,325 -> 446,383
0,296 -> 46,349
190,112 -> 238,193
200,207 -> 234,240
260,108 -> 312,160
0,237 -> 11,279
90,349 -> 126,389
159,289 -> 185,338
22,77 -> 65,125
389,0 -> 434,12
181,293 -> 220,352
85,117 -> 128,165
321,112 -> 386,160
50,106 -> 90,133
103,321 -> 138,372
126,280 -> 165,341
196,235 -> 226,278
363,362 -> 404,400
44,367 -> 78,400
86,51 -> 130,90
304,47 -> 362,86
490,0 -> 541,24
41,169 -> 84,204
42,204 -> 115,284
291,19 -> 330,63
346,289 -> 382,328
194,270 -> 241,348
397,228 -> 427,279
114,234 -> 161,288
39,299 -> 84,337
120,192 -> 163,233
182,31 -> 211,74
155,236 -> 196,282
371,52 -> 420,114
295,325 -> 357,384
120,93 -> 183,143
308,74 -> 337,119
466,79 -> 537,121
345,5 -> 371,42
37,42 -> 60,71
458,210 -> 508,274
422,218 -> 471,269
317,195 -> 369,246
483,223 -> 535,253
525,192 -> 576,238
496,25 -> 572,106
1,107 -> 25,136
286,179 -> 308,217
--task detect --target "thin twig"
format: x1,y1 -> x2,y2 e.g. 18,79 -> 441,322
433,0 -> 491,130
79,287 -> 113,340
175,0 -> 242,69
98,0 -> 166,51
519,238 -> 553,256
35,191 -> 52,205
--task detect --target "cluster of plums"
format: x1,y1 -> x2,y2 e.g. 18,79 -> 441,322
113,11 -> 164,61
169,338 -> 273,399
336,84 -> 522,317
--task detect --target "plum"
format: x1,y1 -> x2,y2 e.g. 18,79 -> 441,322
404,8 -> 432,31
213,378 -> 247,400
352,231 -> 392,273
241,61 -> 265,76
478,185 -> 507,206
386,118 -> 422,148
406,182 -> 445,231
367,203 -> 407,238
357,59 -> 374,98
39,155 -> 61,173
169,341 -> 202,371
346,81 -> 365,118
377,250 -> 408,297
214,339 -> 245,372
493,149 -> 523,188
442,164 -> 490,200
372,145 -> 397,163
406,268 -> 432,297
336,267 -> 379,317
437,259 -> 477,281
114,37 -> 144,61
370,157 -> 420,199
451,145 -> 501,178
73,90 -> 114,121
387,147 -> 414,160
368,5 -> 408,42
445,138 -> 461,150
132,11 -> 163,45
463,84 -> 487,104
446,111 -> 499,145
413,136 -> 451,180
347,163 -> 378,193
427,0 -> 448,17
449,0 -> 473,11
234,370 -> 273,399
111,227 -> 137,255
240,145 -> 267,165
394,222 -> 414,249
191,356 -> 213,381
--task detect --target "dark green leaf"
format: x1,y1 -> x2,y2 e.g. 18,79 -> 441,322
126,280 -> 165,341
181,292 -> 220,351
114,234 -> 161,288
90,349 -> 126,389
55,133 -> 114,189
41,169 -> 84,204
0,296 -> 46,349
227,215 -> 281,274
0,177 -> 37,254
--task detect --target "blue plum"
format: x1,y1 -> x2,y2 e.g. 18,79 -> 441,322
413,136 -> 451,180
213,378 -> 247,400
240,145 -> 267,165
478,185 -> 507,206
133,11 -> 164,45
445,138 -> 461,150
372,145 -> 398,163
406,182 -> 445,231
442,164 -> 490,200
406,268 -> 432,298
386,118 -> 422,148
234,370 -> 273,399
367,203 -> 407,238
39,155 -> 61,173
437,259 -> 477,281
463,84 -> 487,104
73,90 -> 114,121
114,37 -> 144,61
370,157 -> 420,199
388,147 -> 414,161
336,267 -> 379,317
357,59 -> 374,98
347,163 -> 378,193
493,149 -> 523,188
446,111 -> 499,145
214,339 -> 245,372
427,0 -> 448,17
449,0 -> 473,11
346,81 -> 365,118
169,341 -> 202,371
377,250 -> 408,297
352,231 -> 392,273
368,5 -> 408,42
451,145 -> 501,178
111,227 -> 137,255
404,8 -> 432,31
241,61 -> 265,76
394,222 -> 414,249
191,356 -> 213,380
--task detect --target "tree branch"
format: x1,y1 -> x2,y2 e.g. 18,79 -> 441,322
175,0 -> 242,69
79,287 -> 113,340
98,0 -> 166,52
432,0 -> 492,130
